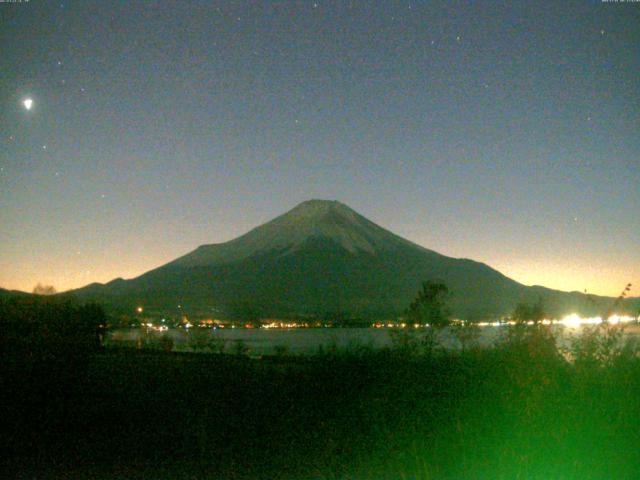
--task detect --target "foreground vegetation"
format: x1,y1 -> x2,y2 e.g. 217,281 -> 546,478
2,296 -> 640,479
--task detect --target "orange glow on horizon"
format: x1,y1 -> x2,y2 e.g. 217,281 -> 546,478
1,257 -> 635,299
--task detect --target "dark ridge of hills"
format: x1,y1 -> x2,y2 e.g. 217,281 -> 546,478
0,288 -> 31,298
69,200 -> 639,320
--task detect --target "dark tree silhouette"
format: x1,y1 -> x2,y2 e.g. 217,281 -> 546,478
33,283 -> 57,295
406,280 -> 451,327
0,297 -> 106,361
511,298 -> 546,324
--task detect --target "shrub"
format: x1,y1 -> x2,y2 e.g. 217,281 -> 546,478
188,327 -> 211,352
232,339 -> 249,356
570,323 -> 628,369
0,297 -> 105,362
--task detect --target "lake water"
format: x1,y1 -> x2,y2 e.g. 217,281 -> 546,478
106,324 -> 640,356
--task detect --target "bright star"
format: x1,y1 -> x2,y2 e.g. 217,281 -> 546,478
23,98 -> 33,110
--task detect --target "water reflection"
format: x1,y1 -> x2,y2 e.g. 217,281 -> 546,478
107,314 -> 639,356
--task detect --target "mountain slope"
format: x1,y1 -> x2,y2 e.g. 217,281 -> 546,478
166,200 -> 437,267
70,200 -> 638,320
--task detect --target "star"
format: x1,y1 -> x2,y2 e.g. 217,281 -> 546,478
42,145 -> 47,150
23,98 -> 33,110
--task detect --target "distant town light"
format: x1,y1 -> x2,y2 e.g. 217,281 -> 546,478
560,313 -> 583,328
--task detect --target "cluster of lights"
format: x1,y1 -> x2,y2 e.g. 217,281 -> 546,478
262,321 -> 310,329
372,322 -> 436,328
476,321 -> 504,327
474,314 -> 636,328
141,322 -> 168,332
559,313 -> 635,328
129,307 -> 635,331
372,315 -> 637,329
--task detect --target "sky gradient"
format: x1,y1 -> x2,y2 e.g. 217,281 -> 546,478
1,0 -> 638,297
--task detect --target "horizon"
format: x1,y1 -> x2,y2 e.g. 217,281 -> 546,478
2,198 -> 637,299
2,1 -> 638,297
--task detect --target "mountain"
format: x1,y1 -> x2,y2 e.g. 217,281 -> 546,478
70,200 -> 639,320
0,287 -> 31,298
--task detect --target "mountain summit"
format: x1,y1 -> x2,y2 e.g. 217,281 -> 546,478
169,199 -> 427,268
72,200 -> 625,320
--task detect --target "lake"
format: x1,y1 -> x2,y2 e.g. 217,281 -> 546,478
106,323 -> 640,356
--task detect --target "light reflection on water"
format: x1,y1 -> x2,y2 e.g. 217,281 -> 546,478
106,322 -> 640,356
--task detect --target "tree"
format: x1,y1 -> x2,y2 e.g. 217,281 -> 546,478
504,298 -> 558,362
390,281 -> 451,356
33,283 -> 57,295
0,297 -> 106,361
406,280 -> 451,327
511,298 -> 545,324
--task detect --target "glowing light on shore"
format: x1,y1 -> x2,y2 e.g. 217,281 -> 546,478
560,314 -> 587,327
558,313 -> 635,327
608,315 -> 632,325
472,314 -> 635,328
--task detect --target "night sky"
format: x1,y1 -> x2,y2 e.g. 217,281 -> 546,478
1,0 -> 638,296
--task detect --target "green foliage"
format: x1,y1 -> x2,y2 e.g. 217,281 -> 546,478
232,339 -> 249,356
5,317 -> 640,479
187,327 -> 211,352
389,281 -> 452,356
451,320 -> 481,351
570,283 -> 636,370
406,280 -> 451,327
158,334 -> 174,353
570,323 -> 628,369
502,300 -> 560,365
206,333 -> 227,354
511,298 -> 546,324
273,344 -> 289,357
180,327 -> 227,354
388,326 -> 440,356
